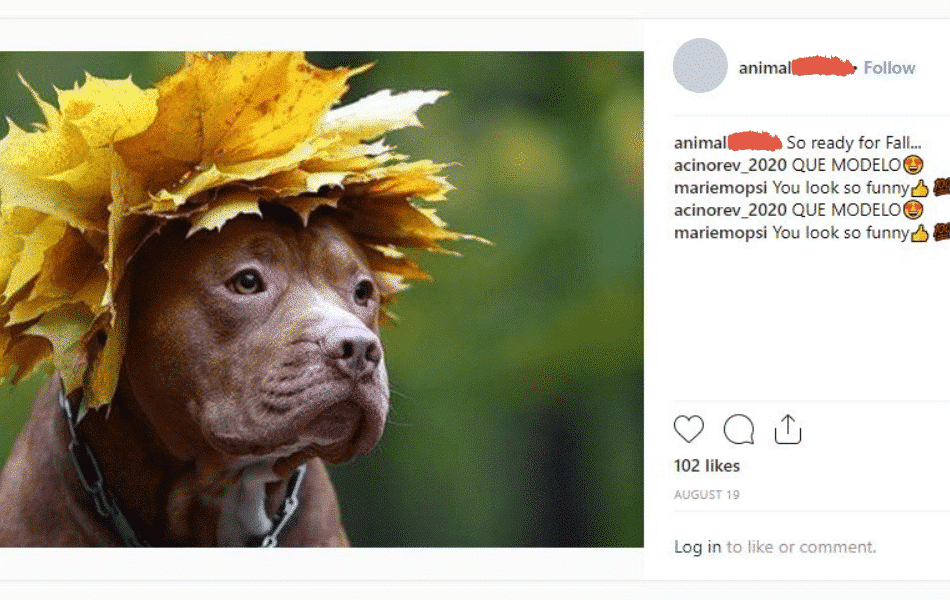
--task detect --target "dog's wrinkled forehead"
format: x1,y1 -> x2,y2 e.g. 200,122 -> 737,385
207,214 -> 364,271
141,213 -> 372,286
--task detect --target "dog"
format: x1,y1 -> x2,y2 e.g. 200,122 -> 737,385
0,207 -> 390,546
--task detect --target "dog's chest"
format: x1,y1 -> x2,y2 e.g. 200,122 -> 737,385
212,462 -> 280,546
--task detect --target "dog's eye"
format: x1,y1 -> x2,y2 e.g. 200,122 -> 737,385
230,269 -> 265,294
354,279 -> 374,306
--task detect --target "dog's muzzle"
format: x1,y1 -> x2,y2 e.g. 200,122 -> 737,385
302,326 -> 388,463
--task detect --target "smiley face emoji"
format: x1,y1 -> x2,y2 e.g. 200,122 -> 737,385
904,155 -> 924,175
904,199 -> 924,219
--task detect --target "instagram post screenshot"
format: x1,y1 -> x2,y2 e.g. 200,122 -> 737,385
4,5 -> 950,598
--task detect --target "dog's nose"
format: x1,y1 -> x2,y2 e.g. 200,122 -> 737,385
324,328 -> 382,378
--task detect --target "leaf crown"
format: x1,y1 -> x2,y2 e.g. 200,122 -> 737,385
0,52 -> 484,407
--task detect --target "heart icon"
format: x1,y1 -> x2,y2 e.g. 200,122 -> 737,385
674,415 -> 704,443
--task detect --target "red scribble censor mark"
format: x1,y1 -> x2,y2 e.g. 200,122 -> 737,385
792,56 -> 856,76
728,131 -> 783,151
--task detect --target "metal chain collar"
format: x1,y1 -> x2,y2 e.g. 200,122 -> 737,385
58,384 -> 306,548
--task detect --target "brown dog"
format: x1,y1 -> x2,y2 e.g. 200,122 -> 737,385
0,208 -> 389,546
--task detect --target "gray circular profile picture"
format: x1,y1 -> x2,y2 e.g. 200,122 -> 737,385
673,38 -> 728,93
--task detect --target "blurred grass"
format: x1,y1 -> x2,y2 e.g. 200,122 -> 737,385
0,52 -> 643,547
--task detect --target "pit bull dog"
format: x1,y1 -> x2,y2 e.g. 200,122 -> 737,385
0,207 -> 389,546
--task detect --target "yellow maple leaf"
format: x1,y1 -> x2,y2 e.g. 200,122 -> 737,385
3,215 -> 68,301
7,228 -> 101,325
115,53 -> 365,195
0,74 -> 157,234
83,279 -> 129,408
0,335 -> 52,384
187,188 -> 263,236
25,303 -> 96,393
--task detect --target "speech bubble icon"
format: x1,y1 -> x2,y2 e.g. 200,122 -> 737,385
724,414 -> 754,445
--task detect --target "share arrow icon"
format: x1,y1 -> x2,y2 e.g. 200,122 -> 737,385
775,414 -> 802,445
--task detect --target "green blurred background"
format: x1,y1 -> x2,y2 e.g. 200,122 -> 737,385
0,52 -> 643,547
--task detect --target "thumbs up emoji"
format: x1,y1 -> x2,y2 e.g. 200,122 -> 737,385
912,224 -> 929,242
912,180 -> 929,197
